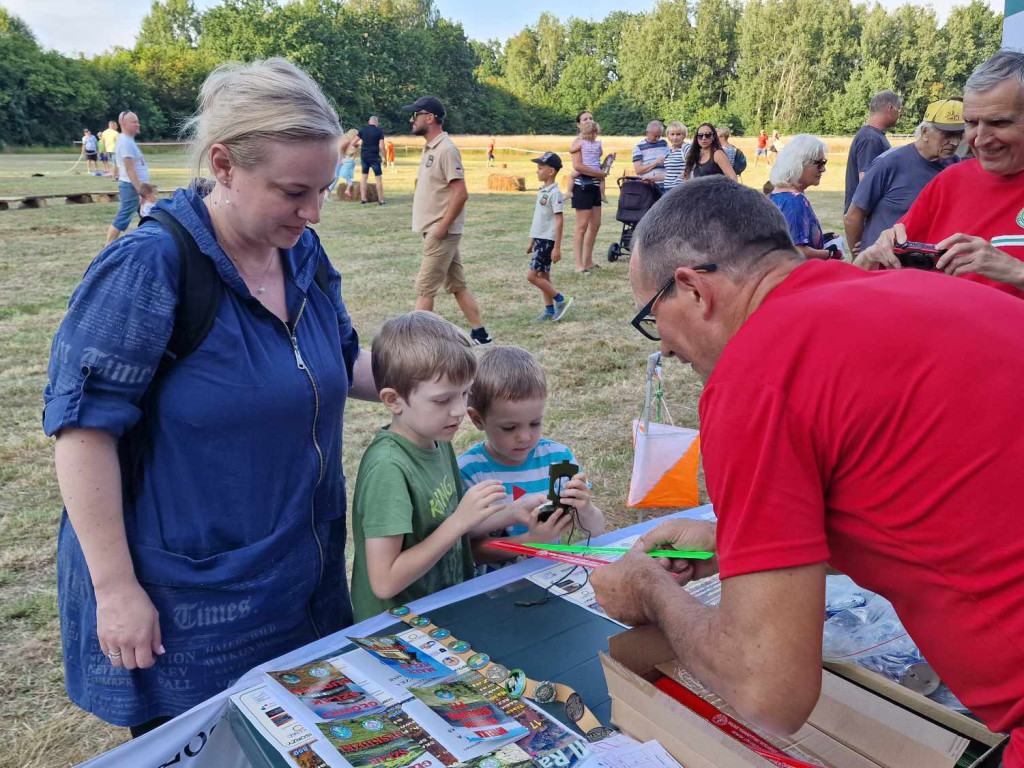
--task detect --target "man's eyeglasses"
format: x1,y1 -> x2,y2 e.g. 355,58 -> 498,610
410,111 -> 432,119
809,159 -> 827,170
630,264 -> 717,341
696,132 -> 714,140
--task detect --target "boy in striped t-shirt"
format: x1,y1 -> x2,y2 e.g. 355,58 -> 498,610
458,346 -> 605,565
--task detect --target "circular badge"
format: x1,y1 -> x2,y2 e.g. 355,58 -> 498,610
411,616 -> 430,627
436,688 -> 456,701
309,667 -> 329,678
442,656 -> 462,667
484,663 -> 510,684
448,640 -> 470,653
430,628 -> 451,640
361,718 -> 384,732
388,605 -> 411,617
711,714 -> 728,726
480,759 -> 500,768
467,653 -> 490,670
504,669 -> 527,699
533,681 -> 557,704
564,692 -> 585,723
585,726 -> 617,743
330,725 -> 353,739
281,674 -> 300,684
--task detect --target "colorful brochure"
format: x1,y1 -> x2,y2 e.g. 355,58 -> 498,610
316,711 -> 449,768
237,684 -> 317,750
269,661 -> 385,720
350,634 -> 452,681
514,702 -> 592,768
408,675 -> 529,742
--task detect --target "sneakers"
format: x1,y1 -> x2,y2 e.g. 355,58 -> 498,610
532,311 -> 554,323
379,200 -> 386,206
470,328 -> 494,346
361,200 -> 368,205
552,297 -> 574,322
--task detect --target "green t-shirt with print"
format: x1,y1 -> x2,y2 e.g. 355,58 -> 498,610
351,428 -> 476,621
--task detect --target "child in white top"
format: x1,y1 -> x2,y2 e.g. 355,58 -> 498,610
138,183 -> 158,217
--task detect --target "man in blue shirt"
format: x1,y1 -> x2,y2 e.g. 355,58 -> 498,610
844,90 -> 902,212
632,121 -> 670,182
844,99 -> 964,252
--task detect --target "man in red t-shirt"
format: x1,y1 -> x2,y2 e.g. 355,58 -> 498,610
856,51 -> 1024,299
591,176 -> 1024,767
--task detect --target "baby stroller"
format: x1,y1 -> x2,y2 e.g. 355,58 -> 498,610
607,176 -> 663,262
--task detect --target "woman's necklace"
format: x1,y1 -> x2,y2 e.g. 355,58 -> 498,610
230,250 -> 277,295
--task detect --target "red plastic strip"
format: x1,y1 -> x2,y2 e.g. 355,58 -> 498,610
483,540 -> 609,568
654,677 -> 819,768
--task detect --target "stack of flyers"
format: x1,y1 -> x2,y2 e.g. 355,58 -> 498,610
269,661 -> 386,720
236,685 -> 317,751
460,673 -> 543,736
317,712 -> 450,768
514,704 -> 591,768
408,674 -> 530,743
349,634 -> 454,684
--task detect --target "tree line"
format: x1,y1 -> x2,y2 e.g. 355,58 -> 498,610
0,0 -> 1005,148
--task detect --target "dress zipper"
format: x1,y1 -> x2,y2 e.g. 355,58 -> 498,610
282,297 -> 327,638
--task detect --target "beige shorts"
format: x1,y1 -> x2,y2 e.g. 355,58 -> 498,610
415,232 -> 467,298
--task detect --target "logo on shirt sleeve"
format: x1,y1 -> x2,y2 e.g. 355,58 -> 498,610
1016,206 -> 1024,229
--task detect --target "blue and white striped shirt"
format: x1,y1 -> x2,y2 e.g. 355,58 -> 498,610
458,439 -> 578,534
662,146 -> 689,190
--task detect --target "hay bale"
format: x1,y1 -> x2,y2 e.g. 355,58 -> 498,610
487,174 -> 526,192
0,201 -> 9,211
66,194 -> 93,204
335,181 -> 379,202
95,193 -> 116,203
19,197 -> 45,209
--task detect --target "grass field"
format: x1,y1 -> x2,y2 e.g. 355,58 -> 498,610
0,139 -> 849,767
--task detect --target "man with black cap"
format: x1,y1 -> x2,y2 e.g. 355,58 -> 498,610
404,95 -> 493,345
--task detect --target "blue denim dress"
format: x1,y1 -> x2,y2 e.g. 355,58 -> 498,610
43,184 -> 358,726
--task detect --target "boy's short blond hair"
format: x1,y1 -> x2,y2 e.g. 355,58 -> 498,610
579,120 -> 601,141
138,182 -> 157,198
371,311 -> 476,399
469,346 -> 547,418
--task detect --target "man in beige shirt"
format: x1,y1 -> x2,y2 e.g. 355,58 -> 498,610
404,95 -> 493,345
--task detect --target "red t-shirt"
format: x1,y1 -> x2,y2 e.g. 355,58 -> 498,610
757,134 -> 767,149
701,260 -> 1024,766
900,159 -> 1024,299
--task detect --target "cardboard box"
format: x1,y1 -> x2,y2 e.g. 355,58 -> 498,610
601,625 -> 1005,768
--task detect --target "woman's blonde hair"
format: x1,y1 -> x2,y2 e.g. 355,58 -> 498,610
183,57 -> 342,176
580,120 -> 601,141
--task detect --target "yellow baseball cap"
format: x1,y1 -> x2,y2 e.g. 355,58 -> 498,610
923,99 -> 964,131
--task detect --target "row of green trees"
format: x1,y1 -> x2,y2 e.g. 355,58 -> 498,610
0,0 -> 1005,147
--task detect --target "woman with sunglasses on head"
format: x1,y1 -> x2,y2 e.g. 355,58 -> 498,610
683,124 -> 737,181
768,134 -> 839,260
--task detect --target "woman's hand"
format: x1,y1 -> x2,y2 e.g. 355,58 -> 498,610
96,579 -> 164,670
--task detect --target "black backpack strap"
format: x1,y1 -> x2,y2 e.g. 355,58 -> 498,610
142,209 -> 221,362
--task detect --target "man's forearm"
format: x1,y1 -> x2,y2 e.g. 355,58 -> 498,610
439,190 -> 468,231
843,207 -> 866,250
124,160 -> 141,190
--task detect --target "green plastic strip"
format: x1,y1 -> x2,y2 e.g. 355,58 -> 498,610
520,542 -> 714,560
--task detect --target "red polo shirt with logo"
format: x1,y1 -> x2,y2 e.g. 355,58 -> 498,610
899,159 -> 1024,299
701,260 -> 1024,767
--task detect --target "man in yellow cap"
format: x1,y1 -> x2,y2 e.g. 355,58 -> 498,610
857,51 -> 1024,300
844,98 -> 964,252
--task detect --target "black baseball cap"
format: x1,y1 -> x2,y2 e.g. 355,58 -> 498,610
531,151 -> 563,171
402,95 -> 445,120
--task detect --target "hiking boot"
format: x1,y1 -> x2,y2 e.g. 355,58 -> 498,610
552,297 -> 574,322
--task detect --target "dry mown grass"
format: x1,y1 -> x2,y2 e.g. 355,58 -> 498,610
0,147 -> 848,767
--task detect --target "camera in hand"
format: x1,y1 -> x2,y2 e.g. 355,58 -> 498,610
537,460 -> 580,522
893,241 -> 946,270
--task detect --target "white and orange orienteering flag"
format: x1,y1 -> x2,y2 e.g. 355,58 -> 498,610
627,419 -> 700,508
627,352 -> 700,509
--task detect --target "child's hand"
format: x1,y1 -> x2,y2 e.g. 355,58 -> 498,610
520,506 -> 573,543
507,493 -> 549,527
453,480 -> 507,531
527,238 -> 534,255
559,472 -> 592,511
552,247 -> 561,263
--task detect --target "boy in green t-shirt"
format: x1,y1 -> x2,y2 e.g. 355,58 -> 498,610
351,311 -> 522,620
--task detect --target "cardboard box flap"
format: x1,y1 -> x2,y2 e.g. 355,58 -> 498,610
808,670 -> 968,768
607,624 -> 677,678
602,653 -> 778,767
824,662 -> 1004,748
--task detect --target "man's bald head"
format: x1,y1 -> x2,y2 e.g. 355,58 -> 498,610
369,116 -> 378,125
119,111 -> 140,136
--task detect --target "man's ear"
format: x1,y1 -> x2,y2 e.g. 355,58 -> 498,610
467,407 -> 486,430
675,266 -> 716,319
379,387 -> 404,414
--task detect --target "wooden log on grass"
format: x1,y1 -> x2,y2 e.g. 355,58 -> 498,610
487,173 -> 526,192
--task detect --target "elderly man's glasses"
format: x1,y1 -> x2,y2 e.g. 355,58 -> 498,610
631,264 -> 717,341
809,159 -> 827,170
696,132 -> 714,139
